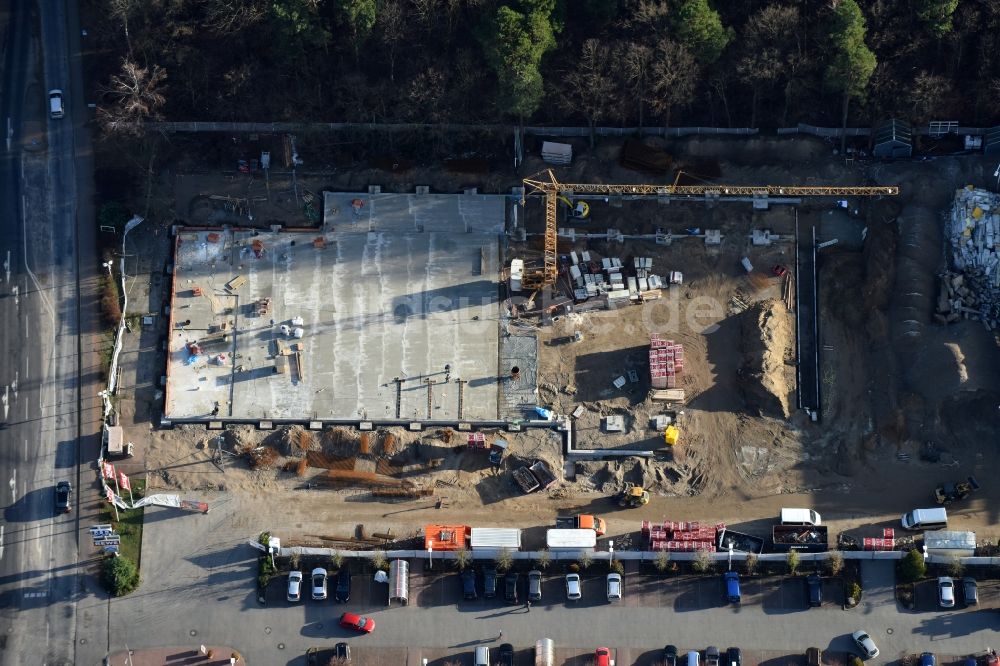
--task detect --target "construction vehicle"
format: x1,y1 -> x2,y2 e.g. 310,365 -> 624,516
934,476 -> 980,505
557,194 -> 590,220
556,514 -> 607,536
519,170 -> 900,290
617,483 -> 650,508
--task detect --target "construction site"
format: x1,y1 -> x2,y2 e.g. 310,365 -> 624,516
128,134 -> 1000,548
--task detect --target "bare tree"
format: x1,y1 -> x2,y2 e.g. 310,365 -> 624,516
559,39 -> 620,147
647,38 -> 698,126
617,42 -> 652,128
97,59 -> 167,137
376,0 -> 407,81
203,0 -> 268,34
108,0 -> 141,53
735,4 -> 800,126
909,71 -> 956,124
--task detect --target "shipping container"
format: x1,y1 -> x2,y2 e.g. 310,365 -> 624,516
470,528 -> 522,550
546,529 -> 597,550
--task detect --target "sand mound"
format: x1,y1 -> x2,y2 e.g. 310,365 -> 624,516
739,299 -> 793,418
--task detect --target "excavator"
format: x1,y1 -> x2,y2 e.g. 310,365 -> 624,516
617,483 -> 650,508
557,194 -> 590,220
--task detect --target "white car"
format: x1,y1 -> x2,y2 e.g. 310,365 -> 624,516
287,571 -> 303,602
565,573 -> 581,601
48,90 -> 64,119
852,630 -> 880,660
311,567 -> 328,600
606,572 -> 622,601
938,576 -> 955,608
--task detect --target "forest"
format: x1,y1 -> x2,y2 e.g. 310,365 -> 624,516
87,0 -> 1000,135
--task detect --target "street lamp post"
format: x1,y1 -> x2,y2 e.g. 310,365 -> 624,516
107,216 -> 144,398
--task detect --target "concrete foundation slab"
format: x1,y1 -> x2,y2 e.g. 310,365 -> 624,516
164,193 -> 506,422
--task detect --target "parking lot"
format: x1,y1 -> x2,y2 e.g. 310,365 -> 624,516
267,563 -> 848,616
912,577 -> 1000,612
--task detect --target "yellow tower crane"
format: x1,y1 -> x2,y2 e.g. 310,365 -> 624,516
518,169 -> 899,290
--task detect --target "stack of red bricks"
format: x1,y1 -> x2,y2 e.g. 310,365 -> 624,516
642,520 -> 725,551
863,528 -> 896,551
649,334 -> 685,389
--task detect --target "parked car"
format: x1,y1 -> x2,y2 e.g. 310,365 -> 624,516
335,568 -> 351,603
938,576 -> 955,608
663,645 -> 678,666
55,481 -> 72,513
921,653 -> 936,666
852,630 -> 880,659
806,574 -> 822,607
723,571 -> 741,604
311,567 -> 328,600
286,571 -> 303,602
606,572 -> 622,601
474,645 -> 490,666
339,612 -> 375,634
497,643 -> 515,666
334,642 -> 351,662
565,573 -> 582,601
528,569 -> 542,601
705,646 -> 721,666
595,647 -> 612,666
727,647 -> 742,666
462,569 -> 478,600
962,577 -> 978,605
483,566 -> 497,599
504,571 -> 519,603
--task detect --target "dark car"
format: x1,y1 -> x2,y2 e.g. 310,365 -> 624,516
727,647 -> 742,666
504,571 -> 519,603
806,574 -> 822,607
706,646 -> 721,666
962,577 -> 978,605
461,568 -> 478,600
723,571 -> 741,604
55,481 -> 72,513
335,568 -> 351,603
921,653 -> 936,666
483,566 -> 498,599
663,645 -> 678,666
498,643 -> 515,666
334,642 -> 351,662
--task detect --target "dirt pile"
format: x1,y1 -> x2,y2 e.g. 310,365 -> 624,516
739,299 -> 793,418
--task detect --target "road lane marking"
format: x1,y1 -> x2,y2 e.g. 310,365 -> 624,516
11,285 -> 17,307
11,371 -> 17,401
4,250 -> 9,283
2,385 -> 7,420
0,525 -> 4,560
23,591 -> 47,599
20,191 -> 54,319
8,468 -> 15,502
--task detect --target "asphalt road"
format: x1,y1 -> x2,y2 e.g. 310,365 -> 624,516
0,1 -> 98,664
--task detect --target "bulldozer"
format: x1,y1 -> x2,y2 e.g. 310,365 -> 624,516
617,483 -> 650,508
934,476 -> 979,505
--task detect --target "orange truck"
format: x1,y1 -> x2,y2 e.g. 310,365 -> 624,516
557,514 -> 606,536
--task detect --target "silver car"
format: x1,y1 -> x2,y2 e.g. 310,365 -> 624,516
287,570 -> 303,602
311,567 -> 328,600
565,573 -> 581,601
852,630 -> 880,659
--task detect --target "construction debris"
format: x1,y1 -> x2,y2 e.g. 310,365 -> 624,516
943,187 -> 1000,330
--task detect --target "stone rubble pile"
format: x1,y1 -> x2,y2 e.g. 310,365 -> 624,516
938,187 -> 1000,330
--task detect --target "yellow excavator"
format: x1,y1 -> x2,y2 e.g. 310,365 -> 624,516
617,483 -> 650,508
557,194 -> 590,220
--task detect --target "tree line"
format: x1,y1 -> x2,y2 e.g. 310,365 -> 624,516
91,0 -> 995,135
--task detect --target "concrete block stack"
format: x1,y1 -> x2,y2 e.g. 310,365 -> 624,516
642,520 -> 724,552
943,187 -> 1000,330
649,334 -> 685,389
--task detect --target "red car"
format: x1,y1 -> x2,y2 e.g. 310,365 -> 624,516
595,647 -> 611,666
339,612 -> 375,634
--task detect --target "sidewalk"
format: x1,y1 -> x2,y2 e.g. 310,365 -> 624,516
105,646 -> 247,666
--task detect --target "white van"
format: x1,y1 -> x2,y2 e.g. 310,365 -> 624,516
780,508 -> 822,526
687,651 -> 701,666
48,90 -> 64,119
901,507 -> 948,531
474,645 -> 490,666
